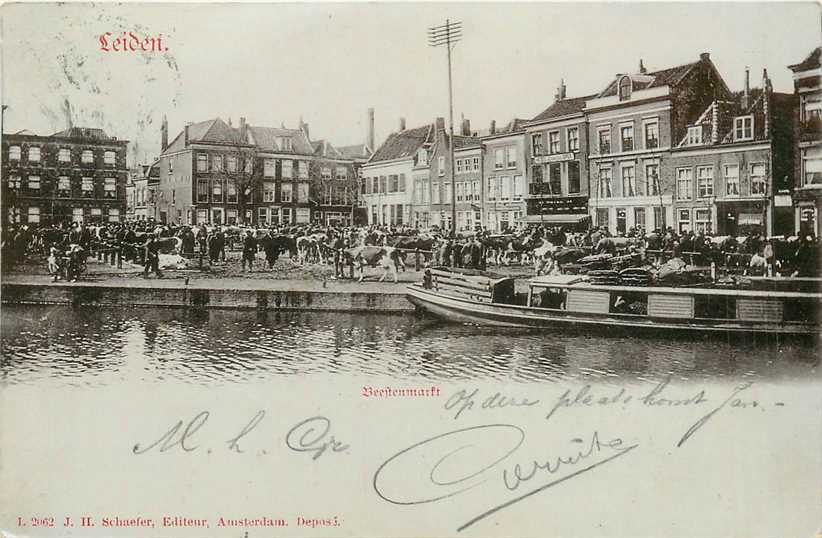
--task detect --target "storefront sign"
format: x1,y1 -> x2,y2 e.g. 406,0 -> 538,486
774,194 -> 792,207
534,152 -> 575,164
527,196 -> 589,215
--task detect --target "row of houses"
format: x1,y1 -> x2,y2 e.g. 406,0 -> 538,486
361,48 -> 821,238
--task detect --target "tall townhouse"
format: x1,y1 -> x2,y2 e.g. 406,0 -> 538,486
428,119 -> 483,232
2,127 -> 129,225
524,82 -> 593,229
669,68 -> 795,236
585,54 -> 731,235
481,119 -> 529,232
310,138 -> 365,226
360,120 -> 435,227
789,46 -> 822,237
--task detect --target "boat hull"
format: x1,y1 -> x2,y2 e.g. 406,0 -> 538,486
406,285 -> 821,336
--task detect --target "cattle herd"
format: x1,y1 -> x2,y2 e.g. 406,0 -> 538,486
1,220 -> 819,283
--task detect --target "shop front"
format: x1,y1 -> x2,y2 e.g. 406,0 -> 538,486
524,196 -> 589,230
715,200 -> 767,237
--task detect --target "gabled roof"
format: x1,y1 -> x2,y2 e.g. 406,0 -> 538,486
51,126 -> 116,140
337,144 -> 373,160
162,118 -> 230,154
369,124 -> 434,163
310,139 -> 345,159
13,129 -> 38,136
453,134 -> 481,149
788,46 -> 821,73
530,95 -> 595,123
596,60 -> 701,98
248,125 -> 314,154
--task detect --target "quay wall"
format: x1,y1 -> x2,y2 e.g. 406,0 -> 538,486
1,282 -> 415,313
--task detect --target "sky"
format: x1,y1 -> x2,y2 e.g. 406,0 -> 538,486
1,2 -> 819,166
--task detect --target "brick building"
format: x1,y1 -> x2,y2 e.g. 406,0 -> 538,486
669,68 -> 795,236
2,127 -> 129,225
585,54 -> 731,235
481,119 -> 529,232
428,120 -> 483,232
524,82 -> 593,229
789,46 -> 822,237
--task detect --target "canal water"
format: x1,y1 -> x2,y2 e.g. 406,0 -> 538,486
1,305 -> 820,538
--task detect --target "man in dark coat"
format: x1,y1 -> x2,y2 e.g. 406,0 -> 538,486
241,230 -> 257,272
143,235 -> 162,278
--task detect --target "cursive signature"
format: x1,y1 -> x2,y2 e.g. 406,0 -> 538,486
285,416 -> 349,460
372,424 -> 637,531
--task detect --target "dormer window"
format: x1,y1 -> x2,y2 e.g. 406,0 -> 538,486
734,116 -> 753,141
618,76 -> 632,101
278,137 -> 293,151
417,148 -> 428,166
687,126 -> 702,146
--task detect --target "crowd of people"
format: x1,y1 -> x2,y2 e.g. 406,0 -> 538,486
1,219 -> 819,281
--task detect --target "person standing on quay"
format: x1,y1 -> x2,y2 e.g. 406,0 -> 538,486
143,234 -> 162,278
241,230 -> 257,272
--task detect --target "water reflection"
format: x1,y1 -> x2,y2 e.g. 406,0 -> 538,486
1,305 -> 818,386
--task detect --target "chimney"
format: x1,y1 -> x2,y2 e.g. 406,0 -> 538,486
461,118 -> 471,136
161,115 -> 168,151
763,68 -> 770,138
555,78 -> 567,101
301,119 -> 310,140
639,59 -> 646,74
742,67 -> 751,110
62,98 -> 73,130
435,117 -> 445,131
184,124 -> 189,146
489,120 -> 496,135
367,108 -> 375,150
711,101 -> 719,144
700,52 -> 710,62
399,117 -> 406,131
239,116 -> 247,141
228,117 -> 233,127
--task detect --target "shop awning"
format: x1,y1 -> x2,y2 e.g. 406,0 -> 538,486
519,213 -> 590,224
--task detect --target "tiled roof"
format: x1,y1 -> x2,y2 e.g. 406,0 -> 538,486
369,124 -> 433,163
597,61 -> 700,98
51,126 -> 115,140
247,125 -> 314,154
337,144 -> 372,159
788,47 -> 821,73
453,134 -> 481,149
310,139 -> 345,158
531,95 -> 595,123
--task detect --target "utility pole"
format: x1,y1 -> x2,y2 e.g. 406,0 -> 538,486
428,19 -> 462,237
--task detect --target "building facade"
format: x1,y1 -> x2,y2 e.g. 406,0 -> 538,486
585,54 -> 730,235
481,119 -> 529,232
2,127 -> 129,225
428,124 -> 483,232
525,86 -> 593,229
789,46 -> 822,237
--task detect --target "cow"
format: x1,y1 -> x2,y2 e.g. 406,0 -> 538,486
342,245 -> 402,283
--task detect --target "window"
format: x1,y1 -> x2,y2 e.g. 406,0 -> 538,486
399,173 -> 406,192
281,160 -> 293,179
422,180 -> 430,204
27,207 -> 40,223
487,177 -> 497,201
500,176 -> 511,200
104,177 -> 116,198
28,175 -> 41,192
734,116 -> 753,141
8,175 -> 21,190
678,209 -> 691,233
227,182 -> 237,203
598,128 -> 611,154
336,167 -> 347,180
568,161 -> 580,194
567,127 -> 579,152
29,147 -> 42,162
108,208 -> 120,223
549,163 -> 562,195
645,163 -> 660,196
279,137 -> 293,151
82,177 -> 94,195
432,183 -> 441,204
618,76 -> 631,101
532,164 -> 544,184
258,208 -> 269,225
196,209 -> 208,224
644,120 -> 659,149
473,157 -> 480,171
596,208 -> 609,229
676,168 -> 693,200
687,126 -> 702,146
506,147 -> 517,168
513,175 -> 524,200
280,182 -> 292,203
212,180 -> 223,202
298,183 -> 309,203
802,96 -> 822,121
694,209 -> 711,234
549,132 -> 560,154
456,182 -> 464,202
324,185 -> 334,205
263,182 -> 276,203
197,179 -> 209,202
443,182 -> 452,204
81,150 -> 93,164
298,161 -> 308,179
621,165 -> 636,197
599,168 -> 612,198
456,159 -> 463,174
417,148 -> 428,166
227,156 -> 237,173
803,147 -> 822,186
653,207 -> 666,230
59,148 -> 71,162
380,176 -> 387,194
620,125 -> 634,152
438,156 -> 446,176
389,174 -> 399,193
57,176 -> 71,196
263,159 -> 276,177
634,207 -> 646,230
244,158 -> 253,173
494,149 -> 504,170
750,163 -> 766,195
697,166 -> 713,197
104,151 -> 116,165
531,133 -> 544,156
72,208 -> 84,223
9,146 -> 20,161
197,154 -> 208,172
